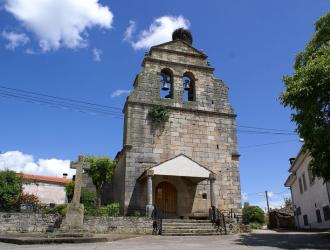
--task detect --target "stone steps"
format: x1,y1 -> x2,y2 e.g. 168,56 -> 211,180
161,219 -> 223,236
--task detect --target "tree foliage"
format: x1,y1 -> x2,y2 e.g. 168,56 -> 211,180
280,12 -> 330,181
85,156 -> 116,208
243,205 -> 265,224
0,170 -> 23,210
65,181 -> 96,209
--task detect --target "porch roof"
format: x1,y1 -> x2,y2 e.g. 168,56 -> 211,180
146,154 -> 212,179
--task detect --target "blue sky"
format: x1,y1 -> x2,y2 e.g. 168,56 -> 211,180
0,0 -> 329,209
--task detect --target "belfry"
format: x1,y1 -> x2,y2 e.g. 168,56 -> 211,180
111,28 -> 241,218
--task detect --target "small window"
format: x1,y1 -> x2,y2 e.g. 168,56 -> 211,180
299,178 -> 303,194
303,215 -> 309,226
323,205 -> 330,221
302,173 -> 307,191
202,193 -> 207,200
308,165 -> 315,186
296,207 -> 301,216
316,209 -> 322,223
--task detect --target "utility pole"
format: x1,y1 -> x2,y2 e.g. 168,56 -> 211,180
265,190 -> 270,213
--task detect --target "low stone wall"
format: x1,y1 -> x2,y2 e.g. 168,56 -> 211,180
84,216 -> 153,234
0,213 -> 152,234
0,213 -> 58,233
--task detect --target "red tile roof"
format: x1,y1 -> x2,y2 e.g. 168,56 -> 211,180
18,173 -> 71,184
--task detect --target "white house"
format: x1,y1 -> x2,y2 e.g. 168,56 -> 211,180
21,174 -> 70,205
285,148 -> 330,229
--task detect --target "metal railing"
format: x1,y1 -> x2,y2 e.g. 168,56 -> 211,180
209,206 -> 227,234
152,207 -> 163,235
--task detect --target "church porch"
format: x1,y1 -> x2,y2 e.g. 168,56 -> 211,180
139,155 -> 216,219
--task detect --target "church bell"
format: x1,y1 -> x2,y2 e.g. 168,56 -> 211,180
162,80 -> 169,91
184,79 -> 190,91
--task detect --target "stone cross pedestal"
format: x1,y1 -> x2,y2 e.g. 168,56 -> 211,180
61,155 -> 90,231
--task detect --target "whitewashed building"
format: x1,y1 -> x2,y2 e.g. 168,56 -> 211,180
285,148 -> 330,229
21,174 -> 70,205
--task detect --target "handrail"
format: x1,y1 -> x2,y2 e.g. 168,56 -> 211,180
151,207 -> 162,235
209,206 -> 227,234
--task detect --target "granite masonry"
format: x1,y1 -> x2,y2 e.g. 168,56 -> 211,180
0,213 -> 152,234
110,28 -> 241,217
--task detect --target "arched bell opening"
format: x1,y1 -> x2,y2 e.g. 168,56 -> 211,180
160,68 -> 174,99
182,72 -> 196,102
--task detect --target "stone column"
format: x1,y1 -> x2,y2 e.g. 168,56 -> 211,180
209,173 -> 216,208
172,74 -> 183,101
146,170 -> 154,218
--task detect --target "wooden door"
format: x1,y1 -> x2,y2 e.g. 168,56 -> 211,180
155,181 -> 177,215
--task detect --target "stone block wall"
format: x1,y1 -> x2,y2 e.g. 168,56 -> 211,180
0,213 -> 152,234
83,216 -> 152,234
0,213 -> 58,233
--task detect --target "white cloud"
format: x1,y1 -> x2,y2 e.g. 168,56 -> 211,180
123,20 -> 136,41
0,151 -> 75,178
92,47 -> 102,62
126,15 -> 190,50
4,0 -> 113,51
2,31 -> 29,50
111,89 -> 130,98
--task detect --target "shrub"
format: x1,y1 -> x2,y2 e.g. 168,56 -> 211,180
243,205 -> 265,224
45,204 -> 67,216
85,203 -> 120,217
148,106 -> 170,127
65,181 -> 96,209
0,170 -> 23,211
18,193 -> 40,210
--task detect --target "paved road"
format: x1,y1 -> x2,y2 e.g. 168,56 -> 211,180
0,230 -> 329,249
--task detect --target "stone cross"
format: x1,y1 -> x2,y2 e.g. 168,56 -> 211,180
70,155 -> 90,205
60,155 -> 90,232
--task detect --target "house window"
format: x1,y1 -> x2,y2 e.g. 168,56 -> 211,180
299,178 -> 303,194
302,173 -> 307,191
323,205 -> 330,221
182,72 -> 195,102
202,193 -> 207,200
316,209 -> 322,223
308,165 -> 315,186
303,215 -> 309,226
296,207 -> 301,216
160,68 -> 174,99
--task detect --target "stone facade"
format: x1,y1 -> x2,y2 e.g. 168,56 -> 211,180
111,29 -> 241,216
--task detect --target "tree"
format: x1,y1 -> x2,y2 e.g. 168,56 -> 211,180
280,12 -> 330,181
64,181 -> 96,209
0,170 -> 23,210
85,156 -> 116,208
284,197 -> 293,209
243,205 -> 265,224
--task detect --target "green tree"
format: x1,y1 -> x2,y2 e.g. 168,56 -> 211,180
243,205 -> 265,224
0,170 -> 23,210
284,197 -> 293,209
85,156 -> 116,208
280,12 -> 330,181
64,181 -> 96,209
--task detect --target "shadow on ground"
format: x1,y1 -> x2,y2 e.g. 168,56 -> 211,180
234,230 -> 330,249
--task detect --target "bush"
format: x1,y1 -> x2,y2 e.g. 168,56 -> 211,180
250,222 -> 263,229
0,170 -> 23,211
45,204 -> 67,216
243,205 -> 265,224
65,181 -> 96,209
85,203 -> 120,217
18,193 -> 40,210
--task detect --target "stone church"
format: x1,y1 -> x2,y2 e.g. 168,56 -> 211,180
111,28 -> 241,218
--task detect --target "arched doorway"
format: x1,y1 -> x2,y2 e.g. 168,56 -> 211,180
155,181 -> 177,217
